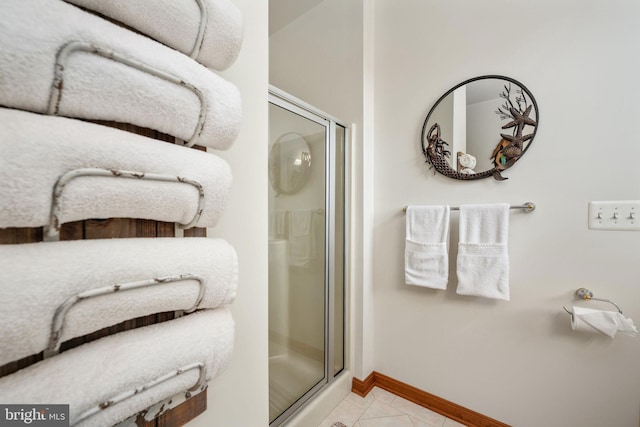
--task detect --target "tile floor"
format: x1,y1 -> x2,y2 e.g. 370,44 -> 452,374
317,387 -> 466,427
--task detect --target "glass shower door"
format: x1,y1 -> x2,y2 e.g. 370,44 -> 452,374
268,88 -> 346,426
268,101 -> 327,424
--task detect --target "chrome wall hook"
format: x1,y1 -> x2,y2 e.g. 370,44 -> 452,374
576,288 -> 593,301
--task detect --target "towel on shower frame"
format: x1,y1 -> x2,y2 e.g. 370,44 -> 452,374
0,0 -> 241,150
0,237 -> 237,366
0,108 -> 232,229
64,0 -> 243,71
0,309 -> 234,427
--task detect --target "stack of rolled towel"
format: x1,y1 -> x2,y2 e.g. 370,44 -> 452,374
0,0 -> 243,424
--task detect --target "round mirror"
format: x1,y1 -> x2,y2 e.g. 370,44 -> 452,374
421,75 -> 538,181
269,132 -> 312,195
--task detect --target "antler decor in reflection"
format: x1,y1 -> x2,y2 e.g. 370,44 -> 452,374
491,84 -> 537,172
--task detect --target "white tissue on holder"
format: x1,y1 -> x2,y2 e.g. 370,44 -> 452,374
571,306 -> 638,338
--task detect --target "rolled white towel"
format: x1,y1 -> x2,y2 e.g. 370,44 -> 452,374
65,0 -> 243,71
0,309 -> 235,427
0,237 -> 237,366
0,109 -> 232,229
0,0 -> 241,150
458,153 -> 477,169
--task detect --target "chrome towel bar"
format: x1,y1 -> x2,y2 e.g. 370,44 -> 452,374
402,202 -> 536,213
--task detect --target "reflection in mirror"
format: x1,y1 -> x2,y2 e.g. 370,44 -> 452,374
269,132 -> 312,195
421,75 -> 538,181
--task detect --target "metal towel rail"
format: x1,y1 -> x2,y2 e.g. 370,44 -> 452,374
45,167 -> 205,241
402,202 -> 536,213
50,41 -> 207,148
45,274 -> 206,358
74,362 -> 206,426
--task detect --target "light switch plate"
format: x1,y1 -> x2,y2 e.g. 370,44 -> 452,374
588,200 -> 640,231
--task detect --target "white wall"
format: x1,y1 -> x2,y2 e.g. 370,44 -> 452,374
466,98 -> 501,172
186,0 -> 269,425
269,0 -> 374,380
373,1 -> 640,427
271,1 -> 640,426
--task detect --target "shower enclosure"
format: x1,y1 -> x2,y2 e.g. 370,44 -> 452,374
268,87 -> 347,426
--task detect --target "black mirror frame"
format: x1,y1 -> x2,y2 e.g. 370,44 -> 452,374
420,75 -> 539,181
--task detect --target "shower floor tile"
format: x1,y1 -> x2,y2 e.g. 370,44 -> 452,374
318,387 -> 466,427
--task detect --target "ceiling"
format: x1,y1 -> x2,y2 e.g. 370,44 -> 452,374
269,0 -> 325,35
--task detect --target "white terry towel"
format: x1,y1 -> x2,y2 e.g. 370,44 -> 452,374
0,309 -> 235,427
0,237 -> 237,366
65,0 -> 243,71
0,109 -> 232,229
268,210 -> 287,240
571,306 -> 638,338
404,205 -> 450,289
0,0 -> 241,150
288,209 -> 313,267
456,203 -> 510,300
